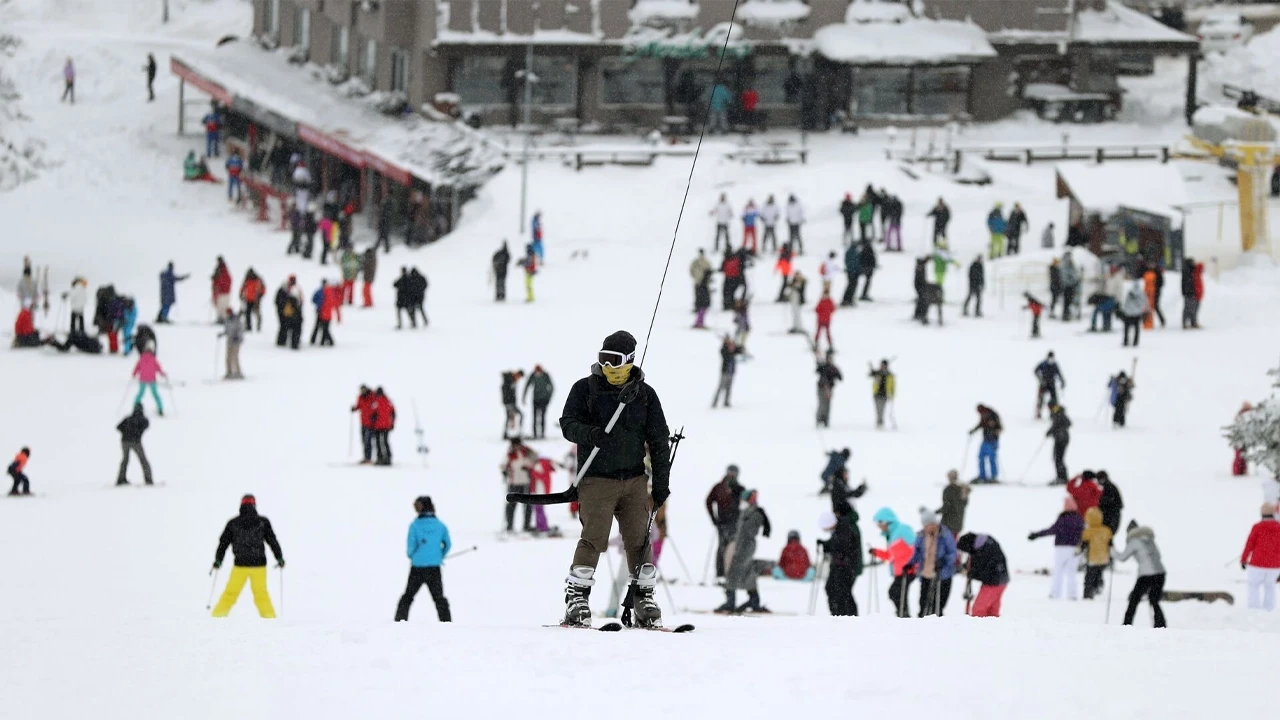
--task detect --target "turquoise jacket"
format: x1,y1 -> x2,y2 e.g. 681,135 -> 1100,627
407,514 -> 451,567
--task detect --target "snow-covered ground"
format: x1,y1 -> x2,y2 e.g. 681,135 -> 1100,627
2,1 -> 1279,717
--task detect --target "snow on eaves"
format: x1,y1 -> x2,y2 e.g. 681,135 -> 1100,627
814,17 -> 996,64
1073,1 -> 1197,45
171,41 -> 503,189
845,1 -> 912,24
736,0 -> 812,26
434,27 -> 603,45
1055,162 -> 1190,220
628,0 -> 699,26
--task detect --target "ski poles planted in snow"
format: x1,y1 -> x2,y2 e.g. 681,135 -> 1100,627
666,535 -> 695,585
808,542 -> 824,615
958,434 -> 974,479
206,566 -> 221,610
1017,436 -> 1049,485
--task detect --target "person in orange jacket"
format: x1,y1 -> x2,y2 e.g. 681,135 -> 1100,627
239,268 -> 266,332
7,447 -> 31,496
373,387 -> 396,466
1142,268 -> 1157,330
870,507 -> 917,617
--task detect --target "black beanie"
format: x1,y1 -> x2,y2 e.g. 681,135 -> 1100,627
602,330 -> 637,356
415,496 -> 435,513
1127,519 -> 1139,531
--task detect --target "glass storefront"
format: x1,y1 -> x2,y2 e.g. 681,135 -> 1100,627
451,56 -> 512,105
752,55 -> 796,106
851,66 -> 971,117
600,57 -> 665,106
912,66 -> 970,116
852,67 -> 910,116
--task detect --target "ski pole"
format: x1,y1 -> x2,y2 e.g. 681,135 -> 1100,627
279,566 -> 285,616
117,379 -> 136,414
667,535 -> 695,585
348,412 -> 355,458
658,566 -> 678,614
1017,436 -> 1049,484
1104,563 -> 1115,624
206,566 -> 221,610
446,545 -> 480,560
701,532 -> 714,586
958,433 -> 974,479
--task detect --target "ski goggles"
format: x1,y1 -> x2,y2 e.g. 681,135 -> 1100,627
598,350 -> 635,368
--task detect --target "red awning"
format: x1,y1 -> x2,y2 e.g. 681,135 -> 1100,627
297,124 -> 365,168
169,57 -> 233,105
363,151 -> 412,186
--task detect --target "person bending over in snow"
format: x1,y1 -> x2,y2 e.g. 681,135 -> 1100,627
558,331 -> 671,628
211,494 -> 284,618
956,532 -> 1008,617
1113,520 -> 1166,627
870,507 -> 916,617
7,447 -> 31,496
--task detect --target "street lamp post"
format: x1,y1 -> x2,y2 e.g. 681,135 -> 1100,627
519,40 -> 533,236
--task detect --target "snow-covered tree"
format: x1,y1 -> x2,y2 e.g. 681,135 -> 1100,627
1224,362 -> 1280,478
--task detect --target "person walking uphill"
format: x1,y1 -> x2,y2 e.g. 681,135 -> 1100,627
394,496 -> 452,623
157,262 -> 188,324
239,269 -> 265,332
970,405 -> 1002,483
211,495 -> 284,618
1028,497 -> 1084,601
964,255 -> 984,317
986,204 -> 1007,259
720,489 -> 772,614
144,53 -> 156,101
1047,404 -> 1072,485
524,366 -> 555,439
939,470 -> 969,537
869,360 -> 895,430
871,507 -> 917,618
211,257 -> 232,319
558,330 -> 672,628
956,532 -> 1009,617
132,348 -> 167,416
712,337 -> 744,409
62,57 -> 75,104
492,241 -> 511,302
1241,503 -> 1280,611
706,466 -> 744,580
116,404 -> 153,486
816,350 -> 842,428
1113,520 -> 1166,627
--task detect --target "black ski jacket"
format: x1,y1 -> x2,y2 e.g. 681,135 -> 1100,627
502,373 -> 520,405
1047,410 -> 1071,442
215,506 -> 284,568
816,362 -> 843,389
957,533 -> 1008,586
117,408 -> 149,443
968,260 -> 984,290
560,365 -> 671,489
822,509 -> 864,573
493,246 -> 511,278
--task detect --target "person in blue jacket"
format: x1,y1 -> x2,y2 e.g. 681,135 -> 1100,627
202,105 -> 222,157
709,82 -> 733,135
394,496 -> 453,622
908,509 -> 957,616
530,211 -> 545,264
225,149 -> 244,202
986,203 -> 1007,259
156,262 -> 189,324
819,448 -> 851,495
121,297 -> 139,354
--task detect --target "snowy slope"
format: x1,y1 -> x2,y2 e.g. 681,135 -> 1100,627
1,2 -> 1279,717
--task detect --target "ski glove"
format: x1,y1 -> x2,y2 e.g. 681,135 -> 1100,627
652,484 -> 670,508
1026,532 -> 1037,541
588,426 -> 617,450
277,560 -> 286,569
1242,562 -> 1247,570
211,561 -> 221,571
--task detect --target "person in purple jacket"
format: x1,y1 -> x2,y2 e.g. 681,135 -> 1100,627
1028,496 -> 1084,600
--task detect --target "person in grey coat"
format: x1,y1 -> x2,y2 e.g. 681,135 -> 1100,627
1119,280 -> 1149,348
1113,520 -> 1166,628
717,488 -> 772,614
1059,251 -> 1080,321
218,308 -> 245,380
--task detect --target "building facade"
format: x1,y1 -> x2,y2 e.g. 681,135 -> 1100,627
252,0 -> 1197,128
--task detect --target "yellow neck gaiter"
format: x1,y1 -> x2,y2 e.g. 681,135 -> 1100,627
602,363 -> 633,386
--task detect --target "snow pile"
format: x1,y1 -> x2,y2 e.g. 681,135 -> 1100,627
1192,105 -> 1277,145
736,0 -> 811,27
0,34 -> 48,192
845,0 -> 913,24
1201,27 -> 1280,102
1074,1 -> 1196,44
629,0 -> 699,26
814,17 -> 996,64
1055,161 -> 1189,219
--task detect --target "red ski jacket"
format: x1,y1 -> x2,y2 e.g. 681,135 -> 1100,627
14,308 -> 34,337
778,541 -> 812,580
353,393 -> 377,428
212,267 -> 232,296
1067,477 -> 1102,514
373,396 -> 396,431
1242,519 -> 1280,569
815,297 -> 835,325
529,458 -> 555,494
320,285 -> 342,322
872,539 -> 915,577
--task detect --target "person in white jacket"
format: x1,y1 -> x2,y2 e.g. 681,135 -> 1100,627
65,277 -> 88,336
759,195 -> 780,253
820,252 -> 839,295
711,194 -> 733,252
292,162 -> 313,214
786,195 -> 806,254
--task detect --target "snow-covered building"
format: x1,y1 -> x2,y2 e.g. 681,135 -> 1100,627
249,0 -> 1198,128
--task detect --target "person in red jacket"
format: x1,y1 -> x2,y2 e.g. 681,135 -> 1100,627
239,269 -> 266,332
1067,471 -> 1102,513
529,457 -> 557,533
211,256 -> 232,318
7,447 -> 30,495
773,530 -> 814,580
1242,502 -> 1280,611
12,307 -> 40,348
740,87 -> 760,128
350,385 -> 378,464
814,290 -> 836,352
373,387 -> 396,466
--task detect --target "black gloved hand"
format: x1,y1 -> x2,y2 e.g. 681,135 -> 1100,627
1242,561 -> 1248,570
652,483 -> 670,508
1027,532 -> 1037,541
588,426 -> 613,449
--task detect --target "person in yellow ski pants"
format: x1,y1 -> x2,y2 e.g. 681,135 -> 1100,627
211,494 -> 285,618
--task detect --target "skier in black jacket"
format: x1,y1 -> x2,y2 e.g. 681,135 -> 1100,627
964,255 -> 984,317
839,193 -> 857,245
502,370 -> 524,438
820,504 -> 864,616
857,240 -> 877,301
116,404 -> 153,486
956,532 -> 1009,617
211,494 -> 285,618
1096,470 -> 1124,535
523,365 -> 555,438
927,198 -> 951,244
492,242 -> 511,301
1047,404 -> 1072,485
558,330 -> 671,628
815,350 -> 842,428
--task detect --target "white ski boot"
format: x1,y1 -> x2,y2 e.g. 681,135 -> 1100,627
562,565 -> 595,627
631,563 -> 662,629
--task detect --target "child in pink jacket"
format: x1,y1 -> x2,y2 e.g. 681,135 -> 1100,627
133,350 -> 168,416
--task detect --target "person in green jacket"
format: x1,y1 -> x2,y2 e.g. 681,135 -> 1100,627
857,195 -> 876,243
932,241 -> 959,287
339,247 -> 361,305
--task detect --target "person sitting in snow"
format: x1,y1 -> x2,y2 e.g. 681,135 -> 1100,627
183,151 -> 214,182
772,530 -> 814,581
12,307 -> 41,348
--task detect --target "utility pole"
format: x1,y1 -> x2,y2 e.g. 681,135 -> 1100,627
520,40 -> 533,235
163,0 -> 169,23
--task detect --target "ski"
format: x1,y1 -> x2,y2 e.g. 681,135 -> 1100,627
544,622 -> 694,633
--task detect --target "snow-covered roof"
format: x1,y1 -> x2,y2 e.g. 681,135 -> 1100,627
629,0 -> 699,26
1056,162 -> 1189,219
987,28 -> 1069,45
844,1 -> 911,24
813,18 -> 996,64
435,27 -> 604,46
171,41 -> 503,188
1073,1 -> 1197,45
737,0 -> 811,26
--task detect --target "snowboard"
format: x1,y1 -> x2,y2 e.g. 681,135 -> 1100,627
1161,591 -> 1233,605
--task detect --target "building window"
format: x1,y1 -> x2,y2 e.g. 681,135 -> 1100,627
294,7 -> 311,53
390,48 -> 410,93
267,0 -> 280,37
912,66 -> 970,117
851,67 -> 909,116
751,56 -> 796,106
600,57 -> 664,106
360,37 -> 378,86
527,56 -> 577,107
452,57 -> 512,106
332,25 -> 349,68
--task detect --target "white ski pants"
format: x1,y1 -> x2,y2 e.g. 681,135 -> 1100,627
1246,566 -> 1280,610
1050,546 -> 1079,600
